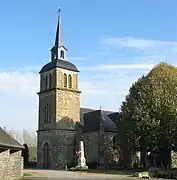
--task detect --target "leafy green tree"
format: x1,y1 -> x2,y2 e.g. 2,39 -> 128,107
119,62 -> 177,167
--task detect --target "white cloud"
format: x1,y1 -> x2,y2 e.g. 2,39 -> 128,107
0,71 -> 39,96
99,37 -> 177,64
80,63 -> 155,71
1,37 -> 176,131
0,66 -> 140,131
0,71 -> 39,131
102,37 -> 177,52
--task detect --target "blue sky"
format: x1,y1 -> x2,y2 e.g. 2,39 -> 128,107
0,0 -> 176,131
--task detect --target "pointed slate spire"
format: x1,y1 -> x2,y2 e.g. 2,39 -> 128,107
51,8 -> 67,61
54,8 -> 63,47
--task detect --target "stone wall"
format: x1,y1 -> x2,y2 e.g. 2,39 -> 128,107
38,91 -> 56,130
37,129 -> 76,169
9,150 -> 23,179
171,151 -> 177,168
56,89 -> 80,123
82,131 -> 120,167
56,68 -> 78,90
104,132 -> 120,167
0,149 -> 10,180
0,149 -> 23,180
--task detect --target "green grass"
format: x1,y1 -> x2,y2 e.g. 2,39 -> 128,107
23,172 -> 38,177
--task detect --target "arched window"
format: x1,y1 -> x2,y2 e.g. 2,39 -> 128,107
43,143 -> 49,169
68,75 -> 72,88
44,104 -> 51,123
60,50 -> 64,59
76,74 -> 78,89
64,74 -> 67,87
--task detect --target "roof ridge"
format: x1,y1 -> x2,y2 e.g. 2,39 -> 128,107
0,127 -> 24,149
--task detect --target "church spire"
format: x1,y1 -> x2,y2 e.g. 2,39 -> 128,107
54,8 -> 63,47
51,8 -> 67,62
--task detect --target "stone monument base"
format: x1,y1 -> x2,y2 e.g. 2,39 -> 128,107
75,165 -> 88,170
75,156 -> 88,170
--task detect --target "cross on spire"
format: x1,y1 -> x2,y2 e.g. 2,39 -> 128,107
58,8 -> 61,17
54,8 -> 63,47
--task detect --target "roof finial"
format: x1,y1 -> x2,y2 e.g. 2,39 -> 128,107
58,8 -> 61,17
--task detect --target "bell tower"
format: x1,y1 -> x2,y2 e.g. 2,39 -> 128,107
37,9 -> 81,131
51,9 -> 67,62
37,9 -> 81,169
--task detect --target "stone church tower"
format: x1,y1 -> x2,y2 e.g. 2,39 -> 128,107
37,12 -> 81,169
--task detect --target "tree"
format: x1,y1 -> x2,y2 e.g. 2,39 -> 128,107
119,62 -> 177,167
22,129 -> 37,161
3,127 -> 37,161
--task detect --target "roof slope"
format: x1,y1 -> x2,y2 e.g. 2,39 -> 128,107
101,111 -> 117,132
108,112 -> 120,125
80,107 -> 115,123
80,108 -> 95,124
39,59 -> 79,74
83,110 -> 117,132
0,127 -> 24,150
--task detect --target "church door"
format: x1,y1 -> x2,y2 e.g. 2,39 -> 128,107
43,143 -> 49,169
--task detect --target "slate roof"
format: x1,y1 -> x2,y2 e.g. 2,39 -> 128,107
0,127 -> 24,150
80,108 -> 95,124
108,112 -> 120,125
80,108 -> 118,132
83,110 -> 101,132
39,59 -> 79,74
80,107 -> 114,123
101,111 -> 117,132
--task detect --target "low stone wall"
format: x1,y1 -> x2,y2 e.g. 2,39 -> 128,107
9,150 -> 23,179
0,149 -> 23,180
0,149 -> 10,180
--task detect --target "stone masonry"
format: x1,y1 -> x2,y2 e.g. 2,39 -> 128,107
0,149 -> 23,180
55,68 -> 80,123
37,129 -> 76,169
56,89 -> 80,123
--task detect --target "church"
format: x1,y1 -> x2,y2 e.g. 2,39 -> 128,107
36,12 -> 120,169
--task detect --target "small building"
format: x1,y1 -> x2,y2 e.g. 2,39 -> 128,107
0,127 -> 24,180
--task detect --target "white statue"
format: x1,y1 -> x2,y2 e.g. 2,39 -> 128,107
75,140 -> 88,170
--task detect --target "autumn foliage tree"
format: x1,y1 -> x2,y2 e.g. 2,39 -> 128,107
118,62 -> 177,167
